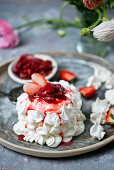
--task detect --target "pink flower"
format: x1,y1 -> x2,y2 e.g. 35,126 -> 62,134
83,0 -> 104,10
0,20 -> 19,48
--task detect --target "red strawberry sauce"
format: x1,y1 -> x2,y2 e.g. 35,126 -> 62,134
18,135 -> 25,142
28,83 -> 68,104
60,141 -> 73,147
13,54 -> 53,79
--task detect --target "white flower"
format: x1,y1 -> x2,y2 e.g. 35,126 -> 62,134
92,20 -> 114,42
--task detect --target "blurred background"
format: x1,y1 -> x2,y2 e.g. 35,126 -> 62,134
0,0 -> 114,62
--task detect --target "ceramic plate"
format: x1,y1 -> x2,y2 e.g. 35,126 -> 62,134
0,51 -> 114,158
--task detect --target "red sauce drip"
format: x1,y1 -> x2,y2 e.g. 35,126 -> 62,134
25,123 -> 27,128
26,105 -> 34,116
18,135 -> 25,142
41,111 -> 47,125
57,113 -> 62,126
60,141 -> 73,147
25,131 -> 28,136
59,131 -> 64,141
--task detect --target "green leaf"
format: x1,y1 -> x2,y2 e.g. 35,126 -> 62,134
110,114 -> 114,120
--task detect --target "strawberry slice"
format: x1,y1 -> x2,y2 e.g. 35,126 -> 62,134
106,108 -> 114,125
23,82 -> 41,95
79,86 -> 95,98
59,70 -> 76,82
32,73 -> 47,87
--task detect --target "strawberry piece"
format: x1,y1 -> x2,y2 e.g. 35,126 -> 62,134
79,86 -> 95,98
59,70 -> 76,81
106,108 -> 114,125
23,82 -> 41,95
32,73 -> 47,87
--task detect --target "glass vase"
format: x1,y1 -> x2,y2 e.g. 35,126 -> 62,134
76,35 -> 110,57
75,7 -> 110,57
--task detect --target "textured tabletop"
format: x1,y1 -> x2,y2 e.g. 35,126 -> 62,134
0,0 -> 114,170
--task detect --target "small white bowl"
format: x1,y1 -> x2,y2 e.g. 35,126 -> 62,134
8,54 -> 58,84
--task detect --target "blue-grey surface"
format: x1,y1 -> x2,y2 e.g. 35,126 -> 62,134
0,0 -> 114,169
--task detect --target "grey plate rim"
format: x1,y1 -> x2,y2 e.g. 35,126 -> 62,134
0,51 -> 114,158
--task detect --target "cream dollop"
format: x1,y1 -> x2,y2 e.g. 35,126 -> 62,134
13,80 -> 86,147
105,74 -> 114,89
46,136 -> 62,147
105,88 -> 114,105
92,98 -> 110,115
13,120 -> 26,135
90,123 -> 105,140
87,63 -> 112,89
90,98 -> 110,124
87,76 -> 101,89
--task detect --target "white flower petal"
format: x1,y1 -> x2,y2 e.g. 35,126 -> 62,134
92,20 -> 114,42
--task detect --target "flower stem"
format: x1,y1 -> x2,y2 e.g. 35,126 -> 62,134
14,18 -> 81,30
102,2 -> 109,20
14,19 -> 55,30
59,1 -> 70,27
88,8 -> 102,30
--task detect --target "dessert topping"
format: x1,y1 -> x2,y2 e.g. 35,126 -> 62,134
79,86 -> 95,98
106,108 -> 114,125
59,70 -> 76,82
13,54 -> 53,79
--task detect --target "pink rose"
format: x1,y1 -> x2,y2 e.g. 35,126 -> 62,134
0,20 -> 19,48
83,0 -> 104,10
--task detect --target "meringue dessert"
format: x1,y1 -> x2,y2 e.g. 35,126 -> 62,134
13,73 -> 86,147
